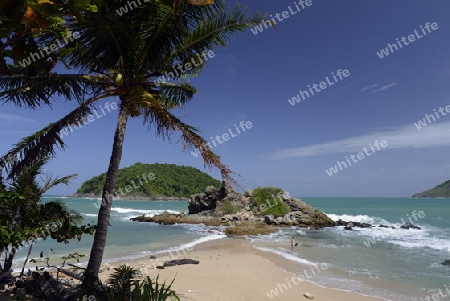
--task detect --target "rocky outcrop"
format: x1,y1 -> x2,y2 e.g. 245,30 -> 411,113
336,220 -> 422,230
132,183 -> 336,235
274,194 -> 336,227
163,259 -> 199,267
400,223 -> 421,230
441,260 -> 450,266
336,219 -> 373,228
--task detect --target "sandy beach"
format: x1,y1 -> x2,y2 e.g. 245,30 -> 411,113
100,237 -> 386,301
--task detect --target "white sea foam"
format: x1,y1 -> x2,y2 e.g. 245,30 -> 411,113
83,213 -> 98,217
253,246 -> 316,266
110,207 -> 180,220
326,213 -> 388,225
330,217 -> 449,252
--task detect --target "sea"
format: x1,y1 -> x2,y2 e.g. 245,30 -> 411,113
8,196 -> 450,301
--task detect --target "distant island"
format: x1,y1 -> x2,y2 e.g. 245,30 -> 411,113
72,162 -> 221,199
411,180 -> 450,198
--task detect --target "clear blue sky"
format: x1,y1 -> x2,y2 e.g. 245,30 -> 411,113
1,0 -> 450,197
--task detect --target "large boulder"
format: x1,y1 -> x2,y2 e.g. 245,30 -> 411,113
280,197 -> 336,227
188,188 -> 218,214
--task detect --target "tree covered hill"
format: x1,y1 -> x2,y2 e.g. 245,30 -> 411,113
75,163 -> 221,198
412,180 -> 450,198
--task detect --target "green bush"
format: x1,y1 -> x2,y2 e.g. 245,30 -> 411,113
221,200 -> 239,214
104,264 -> 180,301
252,187 -> 290,218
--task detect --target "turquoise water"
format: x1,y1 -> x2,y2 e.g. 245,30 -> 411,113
8,197 -> 224,271
6,197 -> 450,300
252,197 -> 450,301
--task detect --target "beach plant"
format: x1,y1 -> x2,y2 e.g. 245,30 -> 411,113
252,187 -> 290,218
221,200 -> 239,214
0,158 -> 95,274
105,264 -> 179,301
0,0 -> 266,292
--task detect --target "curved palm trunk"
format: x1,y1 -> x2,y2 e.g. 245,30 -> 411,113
83,103 -> 129,289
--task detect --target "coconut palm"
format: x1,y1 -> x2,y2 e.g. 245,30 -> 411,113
0,0 -> 264,290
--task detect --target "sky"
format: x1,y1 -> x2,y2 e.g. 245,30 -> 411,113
1,0 -> 450,197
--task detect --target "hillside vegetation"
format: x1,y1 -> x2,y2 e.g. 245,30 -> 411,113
76,163 -> 221,198
412,180 -> 450,198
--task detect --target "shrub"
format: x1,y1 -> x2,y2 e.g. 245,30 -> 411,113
221,200 -> 239,214
252,187 -> 290,218
104,264 -> 179,301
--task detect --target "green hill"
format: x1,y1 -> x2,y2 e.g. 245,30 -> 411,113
412,180 -> 450,198
75,162 -> 221,198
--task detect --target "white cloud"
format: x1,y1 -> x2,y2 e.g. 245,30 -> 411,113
269,120 -> 450,159
0,114 -> 37,124
368,82 -> 397,94
359,83 -> 378,92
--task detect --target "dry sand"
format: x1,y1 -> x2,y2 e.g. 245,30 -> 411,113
100,237 -> 386,301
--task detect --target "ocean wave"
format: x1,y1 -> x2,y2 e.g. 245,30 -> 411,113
387,238 -> 450,252
83,213 -> 98,217
254,246 -> 317,266
111,207 -> 179,216
333,222 -> 450,252
326,213 -> 388,225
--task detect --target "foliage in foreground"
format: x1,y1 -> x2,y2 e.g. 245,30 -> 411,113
252,187 -> 290,218
0,158 -> 95,274
103,264 -> 180,301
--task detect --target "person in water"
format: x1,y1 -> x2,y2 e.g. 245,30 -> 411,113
291,236 -> 298,251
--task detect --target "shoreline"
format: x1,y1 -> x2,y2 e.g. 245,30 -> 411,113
100,237 -> 387,301
65,195 -> 189,201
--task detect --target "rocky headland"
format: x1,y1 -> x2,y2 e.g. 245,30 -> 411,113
130,182 -> 336,235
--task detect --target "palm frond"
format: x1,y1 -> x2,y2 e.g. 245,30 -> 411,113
2,93 -> 114,177
145,82 -> 197,108
0,73 -> 107,108
40,174 -> 77,195
139,93 -> 233,184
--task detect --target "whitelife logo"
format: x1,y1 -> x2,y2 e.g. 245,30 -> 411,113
376,22 -> 439,59
58,102 -> 118,138
414,104 -> 450,129
191,121 -> 253,158
18,32 -> 81,67
250,0 -> 313,35
288,69 -> 350,106
325,140 -> 388,176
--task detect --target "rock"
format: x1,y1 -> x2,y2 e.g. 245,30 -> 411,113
336,219 -> 347,226
132,184 -> 337,234
303,292 -> 315,299
149,255 -> 157,259
163,259 -> 200,267
344,226 -> 353,230
379,224 -> 396,229
283,197 -> 336,227
441,260 -> 450,266
337,220 -> 373,228
156,266 -> 165,269
219,180 -> 234,198
400,223 -> 421,230
188,192 -> 216,214
204,186 -> 218,196
281,215 -> 294,226
264,215 -> 275,225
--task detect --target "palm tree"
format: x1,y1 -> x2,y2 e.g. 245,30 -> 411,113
0,0 -> 264,290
